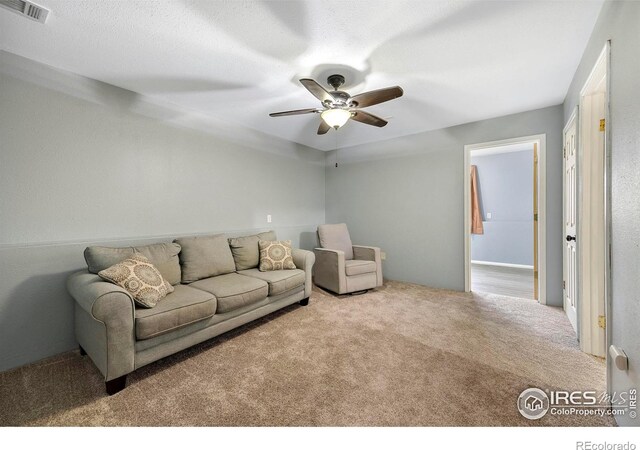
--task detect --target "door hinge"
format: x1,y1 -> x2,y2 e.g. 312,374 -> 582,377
563,146 -> 566,158
599,119 -> 605,132
563,280 -> 566,290
598,315 -> 606,329
534,213 -> 538,221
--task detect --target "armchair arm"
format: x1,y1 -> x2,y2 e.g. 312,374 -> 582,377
313,248 -> 347,294
353,245 -> 383,287
67,271 -> 135,381
352,245 -> 380,262
292,248 -> 315,298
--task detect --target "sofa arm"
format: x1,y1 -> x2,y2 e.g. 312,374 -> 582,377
313,248 -> 347,294
292,248 -> 315,299
353,245 -> 383,287
67,271 -> 136,381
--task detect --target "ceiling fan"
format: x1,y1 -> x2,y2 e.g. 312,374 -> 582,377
269,74 -> 404,135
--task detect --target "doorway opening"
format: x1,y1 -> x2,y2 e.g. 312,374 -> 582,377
464,135 -> 546,304
565,43 -> 610,358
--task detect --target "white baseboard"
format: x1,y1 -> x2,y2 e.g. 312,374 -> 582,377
471,260 -> 534,270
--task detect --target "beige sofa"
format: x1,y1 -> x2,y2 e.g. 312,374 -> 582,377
67,231 -> 314,395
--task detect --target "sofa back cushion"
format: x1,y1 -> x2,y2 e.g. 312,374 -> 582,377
174,234 -> 236,283
228,230 -> 277,271
317,223 -> 354,260
85,242 -> 182,285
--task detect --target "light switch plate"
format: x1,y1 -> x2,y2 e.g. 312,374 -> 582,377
486,212 -> 492,219
380,252 -> 386,260
267,214 -> 272,223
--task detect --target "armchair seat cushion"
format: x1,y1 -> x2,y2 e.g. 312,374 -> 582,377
135,285 -> 216,340
345,259 -> 378,276
237,268 -> 305,296
190,273 -> 268,313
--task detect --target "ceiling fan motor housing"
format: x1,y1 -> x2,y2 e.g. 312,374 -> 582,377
327,74 -> 346,90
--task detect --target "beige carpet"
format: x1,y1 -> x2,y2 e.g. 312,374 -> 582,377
0,281 -> 613,426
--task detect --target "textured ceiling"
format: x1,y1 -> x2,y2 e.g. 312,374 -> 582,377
0,0 -> 603,151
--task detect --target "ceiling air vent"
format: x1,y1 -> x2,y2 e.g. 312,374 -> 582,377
0,0 -> 49,24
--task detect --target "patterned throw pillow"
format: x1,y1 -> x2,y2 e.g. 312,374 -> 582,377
258,240 -> 297,271
98,253 -> 174,308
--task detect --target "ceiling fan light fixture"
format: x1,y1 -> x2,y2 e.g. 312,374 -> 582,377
321,108 -> 351,129
268,76 -> 403,136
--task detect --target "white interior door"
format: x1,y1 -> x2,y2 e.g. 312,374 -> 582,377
563,112 -> 578,333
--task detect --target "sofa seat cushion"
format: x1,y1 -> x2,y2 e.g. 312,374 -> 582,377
190,273 -> 268,313
135,285 -> 216,340
237,268 -> 305,296
345,259 -> 377,276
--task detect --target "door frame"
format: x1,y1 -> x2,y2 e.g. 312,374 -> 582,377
603,41 -> 612,395
577,42 -> 610,358
463,134 -> 547,304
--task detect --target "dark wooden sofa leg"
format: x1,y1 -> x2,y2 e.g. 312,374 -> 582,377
106,375 -> 127,395
299,297 -> 309,306
79,345 -> 86,356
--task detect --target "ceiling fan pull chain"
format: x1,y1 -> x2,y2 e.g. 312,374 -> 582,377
335,133 -> 339,168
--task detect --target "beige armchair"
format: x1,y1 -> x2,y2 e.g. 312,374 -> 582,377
313,223 -> 383,294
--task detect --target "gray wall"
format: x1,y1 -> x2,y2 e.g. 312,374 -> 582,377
325,105 -> 563,304
562,0 -> 640,426
0,57 -> 325,371
471,150 -> 534,266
